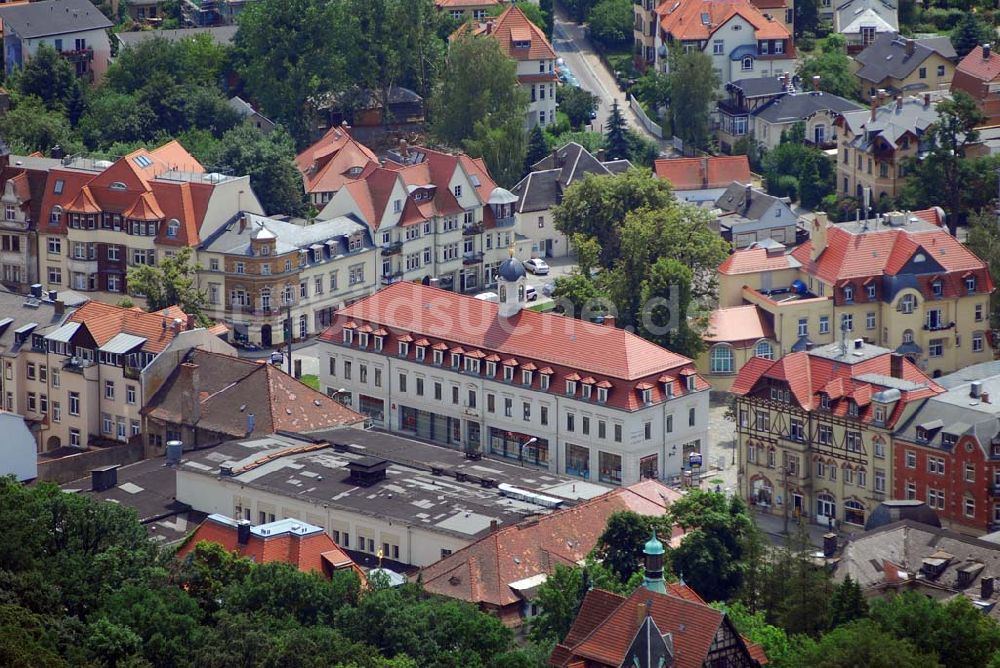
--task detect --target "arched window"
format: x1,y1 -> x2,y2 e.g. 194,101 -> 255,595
899,293 -> 917,313
817,493 -> 836,521
710,345 -> 735,374
260,287 -> 271,310
754,340 -> 773,360
742,56 -> 753,71
902,329 -> 914,344
518,285 -> 525,302
844,499 -> 865,526
500,285 -> 507,302
166,219 -> 180,238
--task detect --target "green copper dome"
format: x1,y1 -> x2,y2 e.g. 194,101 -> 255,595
644,530 -> 665,556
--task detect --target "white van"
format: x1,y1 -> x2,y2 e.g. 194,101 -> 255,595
474,291 -> 499,303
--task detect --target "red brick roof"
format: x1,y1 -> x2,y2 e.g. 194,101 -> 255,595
67,302 -> 197,354
551,586 -> 766,667
658,0 -> 790,42
718,245 -> 799,275
296,125 -> 378,196
955,46 -> 1000,84
654,156 -> 750,191
730,346 -> 943,422
704,305 -> 774,345
420,481 -> 684,609
457,4 -> 557,60
317,282 -> 710,411
176,514 -> 366,581
791,216 -> 993,295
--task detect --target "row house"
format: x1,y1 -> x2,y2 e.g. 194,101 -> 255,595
653,0 -> 795,86
733,341 -> 942,529
454,5 -> 558,129
853,34 -> 957,101
197,212 -> 377,346
318,145 -> 516,295
836,93 -> 940,201
0,148 -> 62,293
700,209 -> 993,390
295,124 -> 377,208
8,298 -> 231,452
38,141 -> 263,304
952,45 -> 1000,127
892,367 -> 1000,536
316,261 -> 711,487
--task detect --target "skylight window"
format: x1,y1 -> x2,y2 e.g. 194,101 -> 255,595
701,12 -> 710,24
133,155 -> 153,168
470,175 -> 481,187
110,182 -> 127,191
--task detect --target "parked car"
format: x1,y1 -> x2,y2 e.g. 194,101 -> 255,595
542,282 -> 556,297
558,66 -> 573,83
474,291 -> 499,303
525,286 -> 538,301
524,258 -> 550,275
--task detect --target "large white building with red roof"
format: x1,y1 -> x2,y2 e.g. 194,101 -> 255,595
38,141 -> 263,304
317,144 -> 517,295
317,259 -> 710,487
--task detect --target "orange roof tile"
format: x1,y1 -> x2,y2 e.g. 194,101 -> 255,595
955,45 -> 1000,84
658,0 -> 791,42
296,125 -> 378,196
67,301 -> 195,353
704,305 -> 774,345
718,245 -> 799,275
458,5 -> 556,61
654,156 -> 750,191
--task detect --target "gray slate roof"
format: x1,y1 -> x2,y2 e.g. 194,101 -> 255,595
893,374 -> 1000,456
727,76 -> 788,98
714,182 -> 783,221
855,33 -> 957,86
839,97 -> 940,150
115,25 -> 238,48
753,91 -> 862,124
512,143 -> 632,213
200,212 -> 374,260
0,0 -> 112,39
0,289 -> 76,355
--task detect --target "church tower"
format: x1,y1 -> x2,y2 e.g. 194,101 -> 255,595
497,247 -> 527,319
642,530 -> 667,594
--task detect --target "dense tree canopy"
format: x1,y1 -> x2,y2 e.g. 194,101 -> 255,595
667,48 -> 719,151
798,35 -> 859,101
211,123 -> 307,216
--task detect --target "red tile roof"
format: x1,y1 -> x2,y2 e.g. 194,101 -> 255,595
658,0 -> 790,42
654,156 -> 751,191
317,282 -> 710,411
67,302 -> 197,354
552,586 -> 767,667
456,4 -> 557,60
704,305 -> 774,345
955,46 -> 1000,84
420,481 -> 684,609
718,245 -> 799,275
176,514 -> 365,581
295,125 -> 378,196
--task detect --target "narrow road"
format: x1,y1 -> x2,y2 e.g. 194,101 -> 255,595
550,6 -> 667,149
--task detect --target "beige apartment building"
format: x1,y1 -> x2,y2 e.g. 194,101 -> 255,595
699,210 -> 994,390
197,213 -> 378,346
732,341 -> 942,529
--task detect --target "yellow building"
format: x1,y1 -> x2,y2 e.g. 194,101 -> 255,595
700,210 -> 994,391
853,34 -> 957,101
732,341 -> 942,529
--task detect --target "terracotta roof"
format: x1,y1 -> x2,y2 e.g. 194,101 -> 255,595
295,125 -> 378,196
552,586 -> 766,667
654,156 -> 750,191
718,244 -> 800,275
176,514 -> 365,581
658,0 -> 790,42
458,5 -> 557,61
955,45 -> 1000,84
67,301 -> 196,354
704,305 -> 774,345
436,0 -> 501,7
142,349 -> 366,437
420,480 -> 684,609
318,283 -> 710,411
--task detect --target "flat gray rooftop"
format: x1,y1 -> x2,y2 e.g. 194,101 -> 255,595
179,429 -> 611,541
808,340 -> 892,364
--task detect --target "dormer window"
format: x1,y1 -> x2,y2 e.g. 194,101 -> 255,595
522,370 -> 533,386
874,405 -> 886,423
343,328 -> 354,344
597,387 -> 608,403
486,361 -> 496,377
374,335 -> 383,352
503,365 -> 514,382
820,393 -> 831,410
110,181 -> 127,191
942,432 -> 958,448
664,382 -> 674,399
867,284 -> 876,300
433,349 -> 443,365
932,281 -> 943,298
566,380 -> 577,395
916,427 -> 928,442
416,345 -> 426,362
166,219 -> 179,238
686,375 -> 695,391
358,332 -> 369,348
899,293 -> 916,313
641,389 -> 652,404
582,384 -> 592,400
540,372 -> 550,390
398,341 -> 409,357
465,357 -> 480,374
451,352 -> 461,368
966,276 -> 977,294
848,400 -> 859,417
260,244 -> 270,256
843,285 -> 854,303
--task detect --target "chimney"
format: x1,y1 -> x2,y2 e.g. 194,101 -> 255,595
924,93 -> 931,108
983,576 -> 995,600
237,519 -> 252,545
783,72 -> 791,91
812,75 -> 820,92
550,148 -> 558,168
823,532 -> 838,558
602,315 -> 616,328
870,95 -> 878,122
972,381 -> 983,399
905,39 -> 915,57
810,212 -> 830,261
895,95 -> 903,112
173,318 -> 183,332
636,603 -> 647,628
54,300 -> 64,316
890,353 -> 904,379
485,19 -> 494,35
399,138 -> 408,158
179,362 -> 201,425
490,519 -> 499,533
238,214 -> 247,233
186,314 -> 195,330
985,44 -> 992,60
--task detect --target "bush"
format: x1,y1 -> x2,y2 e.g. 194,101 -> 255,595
922,7 -> 964,29
769,175 -> 799,201
798,31 -> 816,52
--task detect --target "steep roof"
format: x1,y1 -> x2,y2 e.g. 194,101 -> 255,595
658,0 -> 790,42
420,481 -> 684,608
715,182 -> 788,221
0,0 -> 111,39
142,348 -> 366,436
753,91 -> 862,123
176,513 -> 365,580
66,301 -> 197,354
462,4 -> 557,61
837,96 -> 940,151
654,156 -> 750,191
512,143 -> 632,213
855,33 -> 956,84
835,0 -> 898,33
955,45 -> 1000,84
295,125 -> 378,196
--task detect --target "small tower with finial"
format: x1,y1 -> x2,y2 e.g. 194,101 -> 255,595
642,530 -> 667,594
496,246 -> 527,319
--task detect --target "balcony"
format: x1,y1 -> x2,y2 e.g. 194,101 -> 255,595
66,256 -> 98,274
923,321 -> 955,332
462,222 -> 484,236
124,366 -> 141,380
381,271 -> 404,286
61,48 -> 93,64
463,251 -> 484,265
494,215 -> 515,229
63,356 -> 93,375
381,241 -> 403,256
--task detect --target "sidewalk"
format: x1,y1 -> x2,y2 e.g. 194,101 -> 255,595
751,509 -> 839,549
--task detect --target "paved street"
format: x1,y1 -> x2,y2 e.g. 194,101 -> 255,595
550,7 -> 664,147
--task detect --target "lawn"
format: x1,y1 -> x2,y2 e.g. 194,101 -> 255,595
300,374 -> 320,390
528,300 -> 557,313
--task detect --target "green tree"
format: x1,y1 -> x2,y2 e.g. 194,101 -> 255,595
0,96 -> 75,155
525,124 -> 549,171
557,86 -> 599,130
952,13 -> 994,58
605,100 -> 630,160
632,71 -> 671,113
552,272 -> 613,320
770,523 -> 833,636
967,211 -> 1000,327
571,233 -> 602,278
709,601 -> 791,665
0,604 -> 68,668
869,591 -> 1000,668
829,575 -> 868,628
595,511 -> 659,582
528,564 -> 585,643
798,34 -> 859,101
588,0 -> 633,50
126,246 -> 208,321
213,123 -> 306,216
638,257 -> 703,358
85,618 -> 143,668
668,490 -> 759,602
16,44 -> 77,113
795,0 -> 819,37
562,0 -> 599,21
784,619 -> 942,668
667,48 -> 719,151
431,34 -> 526,148
763,129 -> 835,206
463,115 -> 527,189
78,92 -> 157,150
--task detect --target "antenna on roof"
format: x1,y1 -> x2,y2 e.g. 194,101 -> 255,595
840,319 -> 849,356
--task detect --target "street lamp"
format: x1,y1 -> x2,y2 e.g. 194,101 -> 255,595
519,437 -> 538,466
